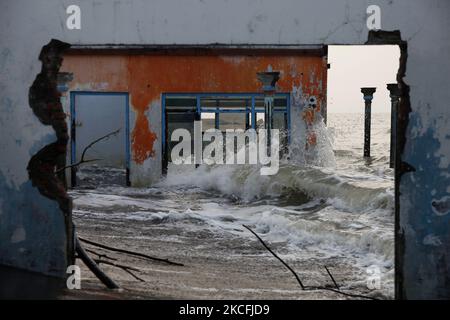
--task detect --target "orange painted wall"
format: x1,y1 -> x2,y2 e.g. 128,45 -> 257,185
61,53 -> 327,165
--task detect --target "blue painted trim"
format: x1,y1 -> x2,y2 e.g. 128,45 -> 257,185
70,91 -> 129,96
162,92 -> 290,148
161,94 -> 166,157
70,92 -> 76,167
215,114 -> 220,129
251,96 -> 256,129
200,108 -> 249,113
125,94 -> 130,172
196,96 -> 201,115
163,92 -> 289,98
199,107 -> 286,113
287,94 -> 291,144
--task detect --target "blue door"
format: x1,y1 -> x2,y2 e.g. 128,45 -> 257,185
70,92 -> 130,187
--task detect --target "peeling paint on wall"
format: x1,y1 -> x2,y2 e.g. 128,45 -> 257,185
61,52 -> 327,184
1,0 -> 450,300
431,196 -> 450,216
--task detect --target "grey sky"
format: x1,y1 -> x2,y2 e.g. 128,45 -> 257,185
327,45 -> 400,114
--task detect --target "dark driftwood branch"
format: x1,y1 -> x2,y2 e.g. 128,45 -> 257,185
122,268 -> 145,282
324,266 -> 339,290
85,248 -> 118,261
81,128 -> 121,162
243,224 -> 305,289
79,236 -> 184,267
94,259 -> 146,282
56,128 -> 121,173
242,224 -> 379,300
303,286 -> 379,300
75,237 -> 120,289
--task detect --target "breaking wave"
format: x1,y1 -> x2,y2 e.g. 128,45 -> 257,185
73,113 -> 395,297
161,162 -> 393,214
155,113 -> 394,277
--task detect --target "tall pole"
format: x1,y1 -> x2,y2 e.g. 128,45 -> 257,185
264,94 -> 274,149
387,84 -> 401,168
257,71 -> 280,155
361,87 -> 377,158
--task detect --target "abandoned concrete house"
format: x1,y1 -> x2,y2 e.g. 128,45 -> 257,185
0,0 -> 449,300
61,46 -> 328,186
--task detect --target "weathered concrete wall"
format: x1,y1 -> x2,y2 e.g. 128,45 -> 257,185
0,38 -> 72,279
61,53 -> 326,185
0,0 -> 449,298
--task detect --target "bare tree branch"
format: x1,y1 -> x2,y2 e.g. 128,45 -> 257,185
56,128 -> 121,173
85,248 -> 118,261
79,236 -> 184,267
94,259 -> 146,282
243,224 -> 305,289
75,236 -> 120,289
324,266 -> 340,290
243,224 -> 379,300
122,268 -> 146,283
81,128 -> 121,163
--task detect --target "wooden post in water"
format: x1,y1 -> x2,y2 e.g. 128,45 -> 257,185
361,87 -> 377,158
387,83 -> 401,168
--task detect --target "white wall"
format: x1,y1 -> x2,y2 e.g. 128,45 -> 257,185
1,0 -> 449,298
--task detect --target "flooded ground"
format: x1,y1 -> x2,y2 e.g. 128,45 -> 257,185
67,113 -> 394,300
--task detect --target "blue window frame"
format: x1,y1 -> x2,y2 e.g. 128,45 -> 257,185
70,91 -> 131,187
161,92 -> 291,172
162,93 -> 290,147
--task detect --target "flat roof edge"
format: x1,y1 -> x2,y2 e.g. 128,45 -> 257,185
66,44 -> 327,56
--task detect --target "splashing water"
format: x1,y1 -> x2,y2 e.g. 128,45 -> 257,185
164,113 -> 392,294
73,113 -> 394,298
287,112 -> 336,168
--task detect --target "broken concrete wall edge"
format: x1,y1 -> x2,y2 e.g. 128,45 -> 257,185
27,39 -> 74,277
366,29 -> 411,300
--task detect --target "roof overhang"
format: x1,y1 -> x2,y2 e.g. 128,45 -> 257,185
66,44 -> 327,56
